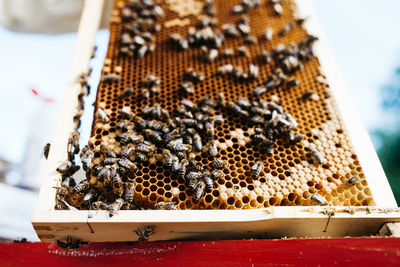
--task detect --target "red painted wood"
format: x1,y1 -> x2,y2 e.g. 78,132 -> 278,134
1,238 -> 400,267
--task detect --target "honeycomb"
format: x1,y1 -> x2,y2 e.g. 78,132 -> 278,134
86,0 -> 374,209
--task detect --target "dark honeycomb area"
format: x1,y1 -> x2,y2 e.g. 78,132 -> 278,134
88,0 -> 373,209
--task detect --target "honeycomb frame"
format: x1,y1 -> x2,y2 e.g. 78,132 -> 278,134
32,0 -> 399,243
87,0 -> 379,210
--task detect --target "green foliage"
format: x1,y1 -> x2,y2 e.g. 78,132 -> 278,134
375,66 -> 400,205
374,129 -> 400,204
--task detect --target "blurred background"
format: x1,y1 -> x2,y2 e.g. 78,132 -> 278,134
0,0 -> 399,241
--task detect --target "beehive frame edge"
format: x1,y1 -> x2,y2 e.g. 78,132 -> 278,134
32,0 -> 399,242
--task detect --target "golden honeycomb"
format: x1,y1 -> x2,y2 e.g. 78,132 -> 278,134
86,0 -> 373,209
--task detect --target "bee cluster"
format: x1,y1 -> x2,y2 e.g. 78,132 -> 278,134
53,0 -> 371,212
119,0 -> 165,58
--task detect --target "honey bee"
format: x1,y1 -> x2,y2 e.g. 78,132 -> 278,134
102,73 -> 121,82
289,133 -> 304,145
223,48 -> 235,57
136,142 -> 155,154
278,22 -> 295,37
237,46 -> 250,57
309,148 -> 324,165
119,158 -> 138,173
253,86 -> 267,96
43,143 -> 51,159
186,171 -> 202,183
273,3 -> 283,16
146,120 -> 163,131
136,153 -> 149,162
205,120 -> 215,138
251,161 -> 264,178
311,193 -> 328,206
217,64 -> 234,76
211,169 -> 224,179
82,188 -> 98,207
118,132 -> 143,145
300,91 -> 317,101
119,106 -> 135,120
204,48 -> 218,63
104,157 -> 119,165
118,87 -> 134,100
124,181 -> 135,203
108,198 -> 125,217
176,159 -> 188,178
72,180 -> 90,194
180,81 -> 195,94
145,129 -> 163,143
96,108 -> 110,123
210,159 -> 228,169
154,202 -> 178,210
56,161 -> 73,174
203,172 -> 213,191
193,180 -> 206,202
98,166 -> 111,182
208,140 -> 218,157
348,176 -> 361,185
100,145 -> 116,158
117,120 -> 134,131
140,88 -> 150,98
184,68 -> 205,83
111,167 -> 123,197
181,99 -> 195,110
135,225 -> 155,241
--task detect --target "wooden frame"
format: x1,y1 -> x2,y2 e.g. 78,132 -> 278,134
32,0 -> 400,242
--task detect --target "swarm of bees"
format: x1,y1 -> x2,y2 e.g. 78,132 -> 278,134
119,0 -> 164,58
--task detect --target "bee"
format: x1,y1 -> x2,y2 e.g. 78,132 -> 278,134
122,144 -> 135,159
217,64 -> 233,75
181,118 -> 197,127
311,193 -> 328,206
146,120 -> 163,131
119,106 -> 135,120
348,176 -> 361,185
186,171 -> 202,182
43,143 -> 51,159
251,161 -> 264,178
119,158 -> 138,173
102,73 -> 121,82
108,198 -> 125,217
265,145 -> 274,157
98,166 -> 111,182
56,161 -> 73,174
118,132 -> 143,145
154,202 -> 178,210
67,131 -> 80,159
205,120 -> 215,138
117,120 -> 134,131
184,68 -> 205,83
72,180 -> 90,194
111,168 -> 123,197
96,108 -> 109,123
309,148 -> 324,165
162,149 -> 175,167
223,48 -> 235,57
193,180 -> 206,202
204,48 -> 218,62
176,159 -> 188,178
104,157 -> 119,165
135,225 -> 155,241
118,87 -> 134,100
55,200 -> 69,210
136,142 -> 155,154
92,165 -> 103,176
273,3 -> 283,16
203,172 -> 213,191
289,133 -> 304,145
210,159 -> 228,169
300,91 -> 317,101
124,181 -> 136,203
62,176 -> 76,188
278,22 -> 295,37
285,78 -> 299,89
193,133 -> 203,152
208,140 -> 218,157
181,99 -> 195,110
135,153 -> 149,162
245,35 -> 258,45
247,64 -> 259,80
100,145 -> 116,158
237,46 -> 250,57
145,129 -> 163,143
211,169 -> 224,179
82,188 -> 98,207
140,88 -> 150,98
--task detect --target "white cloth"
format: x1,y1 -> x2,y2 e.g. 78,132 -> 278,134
0,0 -> 113,34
